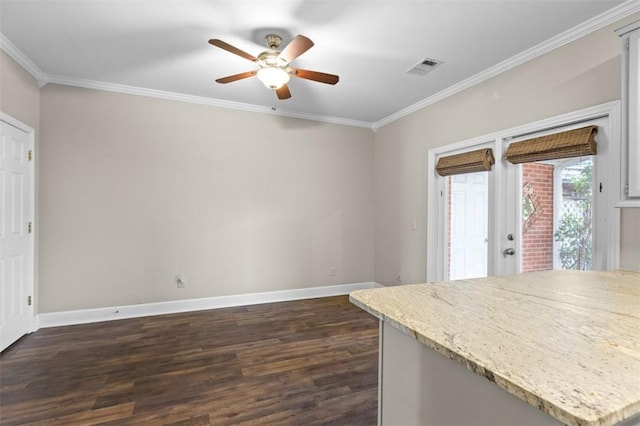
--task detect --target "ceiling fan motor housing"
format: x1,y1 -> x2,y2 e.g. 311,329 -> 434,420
265,34 -> 283,49
257,51 -> 287,68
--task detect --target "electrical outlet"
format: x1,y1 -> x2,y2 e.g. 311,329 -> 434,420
175,274 -> 186,288
330,266 -> 336,277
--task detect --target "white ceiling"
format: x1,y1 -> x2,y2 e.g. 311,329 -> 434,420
0,0 -> 632,127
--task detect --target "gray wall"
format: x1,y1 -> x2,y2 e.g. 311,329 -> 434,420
0,51 -> 39,128
37,84 -> 375,312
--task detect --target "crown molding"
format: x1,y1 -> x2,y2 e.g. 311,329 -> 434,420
44,74 -> 373,129
0,33 -> 48,87
372,0 -> 640,130
0,30 -> 372,129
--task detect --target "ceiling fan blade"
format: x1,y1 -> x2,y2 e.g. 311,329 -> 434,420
278,35 -> 314,64
290,68 -> 339,85
209,39 -> 257,62
276,84 -> 292,100
215,70 -> 257,84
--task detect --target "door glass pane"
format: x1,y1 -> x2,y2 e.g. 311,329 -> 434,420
520,157 -> 593,272
555,158 -> 593,270
448,172 -> 489,280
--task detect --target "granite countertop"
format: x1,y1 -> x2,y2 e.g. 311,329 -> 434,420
350,270 -> 640,426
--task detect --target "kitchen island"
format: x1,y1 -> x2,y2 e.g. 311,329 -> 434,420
350,270 -> 640,426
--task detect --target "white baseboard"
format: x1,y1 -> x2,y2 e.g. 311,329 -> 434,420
37,282 -> 382,329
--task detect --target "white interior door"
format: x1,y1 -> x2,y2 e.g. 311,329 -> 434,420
449,173 -> 488,280
1,118 -> 35,351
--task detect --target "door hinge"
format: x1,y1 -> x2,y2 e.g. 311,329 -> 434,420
28,296 -> 32,306
625,183 -> 630,195
626,38 -> 630,49
28,222 -> 32,234
28,150 -> 33,161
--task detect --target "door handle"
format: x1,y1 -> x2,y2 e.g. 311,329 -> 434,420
503,248 -> 515,257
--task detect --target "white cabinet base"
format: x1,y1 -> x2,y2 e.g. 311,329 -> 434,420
379,321 -> 560,426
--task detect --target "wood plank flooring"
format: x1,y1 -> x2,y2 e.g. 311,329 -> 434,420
0,296 -> 379,425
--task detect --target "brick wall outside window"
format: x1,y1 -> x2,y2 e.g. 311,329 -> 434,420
521,163 -> 554,272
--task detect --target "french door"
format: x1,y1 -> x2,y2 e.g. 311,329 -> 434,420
428,102 -> 620,282
499,116 -> 611,276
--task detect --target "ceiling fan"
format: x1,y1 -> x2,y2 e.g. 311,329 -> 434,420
209,34 -> 339,100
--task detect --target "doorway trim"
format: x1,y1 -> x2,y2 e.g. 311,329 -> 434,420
427,138 -> 497,282
427,101 -> 621,281
1,111 -> 37,346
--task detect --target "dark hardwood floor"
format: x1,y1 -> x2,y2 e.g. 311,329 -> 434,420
0,296 -> 379,425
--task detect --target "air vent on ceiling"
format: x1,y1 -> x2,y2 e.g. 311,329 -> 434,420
406,57 -> 443,76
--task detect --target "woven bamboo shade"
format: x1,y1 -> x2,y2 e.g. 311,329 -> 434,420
504,125 -> 597,164
435,148 -> 495,176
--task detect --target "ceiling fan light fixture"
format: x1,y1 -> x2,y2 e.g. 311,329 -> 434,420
210,33 -> 338,99
257,67 -> 290,90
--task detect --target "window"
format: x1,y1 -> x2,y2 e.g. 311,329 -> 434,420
505,125 -> 597,273
553,157 -> 593,271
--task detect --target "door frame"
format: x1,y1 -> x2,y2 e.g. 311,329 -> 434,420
427,139 -> 497,282
1,111 -> 37,346
427,101 -> 621,281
